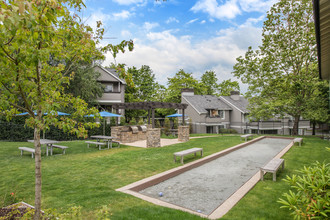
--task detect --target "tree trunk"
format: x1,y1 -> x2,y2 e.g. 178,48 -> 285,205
34,127 -> 42,220
312,121 -> 316,135
292,115 -> 300,136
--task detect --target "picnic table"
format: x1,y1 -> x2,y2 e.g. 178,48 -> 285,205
27,139 -> 59,156
90,135 -> 115,149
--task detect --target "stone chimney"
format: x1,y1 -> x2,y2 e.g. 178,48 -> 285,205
181,88 -> 194,96
230,91 -> 240,101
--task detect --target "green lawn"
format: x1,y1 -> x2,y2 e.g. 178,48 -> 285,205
0,136 -> 328,219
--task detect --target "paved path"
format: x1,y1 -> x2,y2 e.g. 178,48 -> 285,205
139,138 -> 292,215
124,136 -> 222,148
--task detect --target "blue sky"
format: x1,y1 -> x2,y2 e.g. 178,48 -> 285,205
81,0 -> 278,92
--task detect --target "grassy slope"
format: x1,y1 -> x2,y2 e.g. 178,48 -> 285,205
0,136 -> 328,219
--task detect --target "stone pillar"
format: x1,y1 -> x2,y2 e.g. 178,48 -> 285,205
146,128 -> 161,148
111,126 -> 122,141
178,126 -> 189,142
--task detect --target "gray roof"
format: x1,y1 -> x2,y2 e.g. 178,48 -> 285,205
105,68 -> 120,78
183,95 -> 232,114
220,96 -> 249,114
102,67 -> 126,84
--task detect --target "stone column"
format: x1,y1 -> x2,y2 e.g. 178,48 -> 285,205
178,126 -> 189,142
146,128 -> 161,148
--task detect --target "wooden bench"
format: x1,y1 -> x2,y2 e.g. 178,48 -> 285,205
293,138 -> 303,146
260,158 -> 285,181
241,134 -> 253,141
174,148 -> 203,164
19,147 -> 35,158
85,141 -> 107,150
51,145 -> 68,155
112,141 -> 120,148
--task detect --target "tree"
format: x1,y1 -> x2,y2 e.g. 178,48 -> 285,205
200,70 -> 218,95
232,0 -> 324,135
165,69 -> 201,103
0,1 -> 117,218
64,61 -> 104,106
217,79 -> 240,96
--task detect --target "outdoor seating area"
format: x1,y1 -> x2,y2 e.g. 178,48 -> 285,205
174,148 -> 203,164
260,158 -> 285,181
240,134 -> 253,141
293,137 -> 303,146
2,135 -> 329,219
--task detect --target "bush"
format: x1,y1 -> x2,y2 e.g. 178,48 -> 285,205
278,161 -> 330,219
219,128 -> 238,134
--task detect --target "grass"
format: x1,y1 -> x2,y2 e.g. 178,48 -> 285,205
0,135 -> 328,219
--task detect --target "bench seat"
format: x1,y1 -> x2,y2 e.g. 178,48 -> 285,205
51,145 -> 68,155
112,140 -> 120,148
241,134 -> 253,141
293,138 -> 303,146
85,141 -> 107,150
19,147 -> 35,158
174,148 -> 203,164
260,158 -> 284,181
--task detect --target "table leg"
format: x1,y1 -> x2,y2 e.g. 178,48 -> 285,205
260,169 -> 264,180
181,156 -> 184,164
46,145 -> 49,156
273,172 -> 276,181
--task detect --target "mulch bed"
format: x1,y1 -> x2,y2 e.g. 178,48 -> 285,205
0,202 -> 35,219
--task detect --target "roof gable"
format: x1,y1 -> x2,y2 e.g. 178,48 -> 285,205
220,96 -> 249,114
183,95 -> 232,114
94,66 -> 126,84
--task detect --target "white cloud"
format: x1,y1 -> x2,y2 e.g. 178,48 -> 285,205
108,19 -> 262,93
239,0 -> 277,13
191,0 -> 241,20
166,17 -> 179,24
112,10 -> 132,20
191,0 -> 276,20
186,18 -> 199,25
113,0 -> 144,5
121,30 -> 132,38
200,20 -> 206,24
143,22 -> 159,31
83,9 -> 111,32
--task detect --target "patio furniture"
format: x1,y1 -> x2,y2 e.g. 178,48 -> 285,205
90,135 -> 114,148
27,139 -> 59,156
174,148 -> 203,164
293,138 -> 303,146
85,141 -> 107,150
240,134 -> 253,141
18,147 -> 35,158
260,158 -> 284,181
51,145 -> 68,155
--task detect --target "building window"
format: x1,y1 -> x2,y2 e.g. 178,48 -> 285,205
104,84 -> 113,93
209,110 -> 225,119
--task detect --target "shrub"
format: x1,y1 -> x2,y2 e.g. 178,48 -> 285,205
278,161 -> 330,219
164,118 -> 170,135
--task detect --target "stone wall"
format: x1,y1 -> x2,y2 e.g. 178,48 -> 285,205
147,128 -> 161,148
111,126 -> 147,143
178,126 -> 189,142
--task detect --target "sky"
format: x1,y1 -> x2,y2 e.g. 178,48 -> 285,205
80,0 -> 278,93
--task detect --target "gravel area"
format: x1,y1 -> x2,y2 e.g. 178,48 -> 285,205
139,138 -> 292,215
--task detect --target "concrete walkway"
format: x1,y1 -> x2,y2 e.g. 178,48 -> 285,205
124,136 -> 222,148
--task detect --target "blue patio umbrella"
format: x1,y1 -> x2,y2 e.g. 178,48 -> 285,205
16,110 -> 70,138
85,111 -> 122,118
16,110 -> 70,116
85,111 -> 122,135
166,113 -> 186,117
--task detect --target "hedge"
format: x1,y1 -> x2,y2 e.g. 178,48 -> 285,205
0,117 -> 114,141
